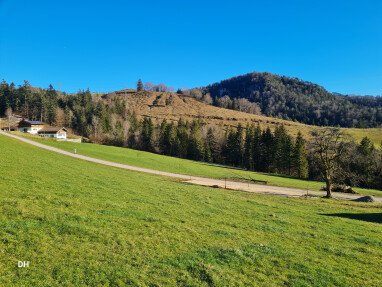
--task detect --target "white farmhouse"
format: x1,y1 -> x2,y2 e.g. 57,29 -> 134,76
18,119 -> 46,134
38,127 -> 67,140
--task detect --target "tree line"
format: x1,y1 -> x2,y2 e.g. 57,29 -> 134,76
133,119 -> 382,194
134,119 -> 309,178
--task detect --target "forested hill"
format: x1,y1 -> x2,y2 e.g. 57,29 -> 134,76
203,72 -> 382,128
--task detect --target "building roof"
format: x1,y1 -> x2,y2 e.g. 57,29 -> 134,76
38,127 -> 67,133
19,119 -> 46,125
28,120 -> 45,125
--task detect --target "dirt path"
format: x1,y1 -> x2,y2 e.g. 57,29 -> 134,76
1,131 -> 381,202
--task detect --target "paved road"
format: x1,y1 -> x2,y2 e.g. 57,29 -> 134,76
1,130 -> 381,202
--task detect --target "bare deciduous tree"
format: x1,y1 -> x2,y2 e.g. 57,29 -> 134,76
201,93 -> 213,105
155,83 -> 173,93
55,108 -> 66,126
5,107 -> 12,131
91,116 -> 101,142
189,88 -> 203,100
143,82 -> 174,93
234,98 -> 262,115
217,95 -> 232,109
310,128 -> 348,198
143,82 -> 155,92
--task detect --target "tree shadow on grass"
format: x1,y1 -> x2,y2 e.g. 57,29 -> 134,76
322,213 -> 382,224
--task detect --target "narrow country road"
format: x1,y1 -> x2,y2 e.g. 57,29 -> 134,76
1,130 -> 381,202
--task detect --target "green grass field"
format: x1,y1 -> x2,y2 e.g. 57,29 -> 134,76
17,133 -> 382,197
1,134 -> 382,286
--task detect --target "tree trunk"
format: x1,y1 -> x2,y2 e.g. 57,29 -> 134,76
325,175 -> 332,198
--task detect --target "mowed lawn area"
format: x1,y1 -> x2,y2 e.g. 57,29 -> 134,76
1,134 -> 382,286
18,133 -> 382,197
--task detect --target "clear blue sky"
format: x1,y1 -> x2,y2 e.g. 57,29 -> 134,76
0,0 -> 381,95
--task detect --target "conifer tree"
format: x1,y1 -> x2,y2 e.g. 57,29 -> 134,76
127,127 -> 137,148
358,137 -> 374,156
205,127 -> 220,163
187,121 -> 204,160
293,131 -> 308,178
252,125 -> 262,171
159,121 -> 180,156
127,112 -> 139,148
137,79 -> 144,91
244,125 -> 254,169
19,80 -> 32,119
169,126 -> 180,156
234,124 -> 244,166
176,119 -> 189,158
159,120 -> 170,154
273,125 -> 285,173
282,134 -> 293,175
100,106 -> 112,134
204,141 -> 213,162
260,127 -> 274,172
45,84 -> 58,124
140,117 -> 154,151
113,121 -> 125,146
224,129 -> 236,165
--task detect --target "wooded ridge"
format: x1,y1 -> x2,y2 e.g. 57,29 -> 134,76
202,72 -> 382,128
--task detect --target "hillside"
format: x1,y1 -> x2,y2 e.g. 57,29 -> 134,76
203,72 -> 382,128
15,132 -> 382,196
1,80 -> 381,144
104,89 -> 382,144
1,134 -> 382,286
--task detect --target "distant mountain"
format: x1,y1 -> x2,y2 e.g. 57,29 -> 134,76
203,72 -> 382,128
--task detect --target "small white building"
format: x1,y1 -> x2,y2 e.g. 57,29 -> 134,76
18,119 -> 46,134
38,127 -> 67,140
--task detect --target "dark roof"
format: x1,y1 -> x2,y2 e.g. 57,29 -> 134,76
19,119 -> 45,125
38,127 -> 67,133
28,120 -> 45,125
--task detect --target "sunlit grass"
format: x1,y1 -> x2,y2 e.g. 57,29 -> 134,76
1,134 -> 382,286
17,132 -> 382,196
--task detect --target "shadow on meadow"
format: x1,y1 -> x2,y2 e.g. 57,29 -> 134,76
322,213 -> 382,224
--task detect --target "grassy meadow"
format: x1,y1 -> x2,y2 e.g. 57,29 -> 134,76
1,134 -> 382,286
17,133 -> 382,197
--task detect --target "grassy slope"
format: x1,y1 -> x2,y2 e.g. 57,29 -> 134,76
107,91 -> 382,144
18,133 -> 382,196
1,134 -> 382,286
345,127 -> 382,145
